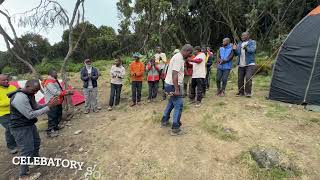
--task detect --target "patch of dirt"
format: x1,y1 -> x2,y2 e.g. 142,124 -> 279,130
0,73 -> 320,180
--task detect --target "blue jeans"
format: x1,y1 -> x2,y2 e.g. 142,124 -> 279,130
216,69 -> 231,91
162,84 -> 183,129
0,114 -> 17,150
10,125 -> 41,176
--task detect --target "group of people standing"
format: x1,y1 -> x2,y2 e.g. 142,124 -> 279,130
0,31 -> 256,179
104,31 -> 256,135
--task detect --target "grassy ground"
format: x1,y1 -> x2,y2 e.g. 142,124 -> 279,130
0,61 -> 320,180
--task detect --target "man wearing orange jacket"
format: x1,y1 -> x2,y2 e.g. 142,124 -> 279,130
42,69 -> 73,138
130,53 -> 145,106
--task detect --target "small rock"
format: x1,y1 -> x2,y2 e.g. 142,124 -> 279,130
79,148 -> 84,152
278,137 -> 283,140
250,147 -> 280,169
66,123 -> 72,126
69,143 -> 75,147
110,115 -> 117,121
74,130 -> 82,135
223,127 -> 235,134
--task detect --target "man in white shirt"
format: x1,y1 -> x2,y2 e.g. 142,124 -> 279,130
154,46 -> 167,92
188,46 -> 206,107
161,44 -> 193,136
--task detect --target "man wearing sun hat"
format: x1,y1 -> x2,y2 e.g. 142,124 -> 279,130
129,52 -> 145,106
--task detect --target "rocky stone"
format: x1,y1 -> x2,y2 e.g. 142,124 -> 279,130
79,148 -> 84,152
250,147 -> 280,169
249,146 -> 299,172
110,115 -> 117,121
74,130 -> 82,135
223,127 -> 235,134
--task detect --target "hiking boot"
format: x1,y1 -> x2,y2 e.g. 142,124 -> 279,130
170,128 -> 183,136
160,122 -> 170,128
97,106 -> 102,110
19,172 -> 41,180
147,100 -> 151,103
9,148 -> 18,154
245,93 -> 252,98
137,102 -> 142,106
47,130 -> 59,138
93,109 -> 99,113
84,110 -> 90,114
108,107 -> 113,111
195,102 -> 202,107
54,124 -> 65,131
236,92 -> 245,97
216,90 -> 221,96
130,102 -> 136,107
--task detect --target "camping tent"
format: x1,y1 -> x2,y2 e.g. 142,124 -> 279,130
9,80 -> 85,106
269,6 -> 320,105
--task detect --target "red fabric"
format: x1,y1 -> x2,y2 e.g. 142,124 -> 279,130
42,79 -> 66,104
147,75 -> 160,81
184,59 -> 193,76
146,63 -> 160,81
59,82 -> 85,106
9,81 -> 85,106
191,58 -> 203,64
9,81 -> 19,89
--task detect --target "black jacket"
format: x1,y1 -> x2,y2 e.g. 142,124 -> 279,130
80,67 -> 99,88
8,90 -> 38,128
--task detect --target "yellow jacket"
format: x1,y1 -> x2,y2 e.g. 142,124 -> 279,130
0,85 -> 17,116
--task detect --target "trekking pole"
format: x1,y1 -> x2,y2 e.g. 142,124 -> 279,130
237,45 -> 282,91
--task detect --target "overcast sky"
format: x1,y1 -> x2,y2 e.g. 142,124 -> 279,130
0,0 -> 120,51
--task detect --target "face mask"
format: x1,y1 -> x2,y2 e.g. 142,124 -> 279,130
85,64 -> 92,69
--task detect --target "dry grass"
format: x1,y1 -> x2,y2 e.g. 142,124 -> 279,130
1,64 -> 320,179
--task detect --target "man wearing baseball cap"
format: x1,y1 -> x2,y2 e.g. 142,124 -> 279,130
80,59 -> 100,113
129,53 -> 145,106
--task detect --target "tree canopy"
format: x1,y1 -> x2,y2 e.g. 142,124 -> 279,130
0,0 -> 319,74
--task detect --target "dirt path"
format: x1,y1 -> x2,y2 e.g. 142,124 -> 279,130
1,75 -> 320,180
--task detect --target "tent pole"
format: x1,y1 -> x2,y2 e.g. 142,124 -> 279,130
268,15 -> 309,99
303,35 -> 320,103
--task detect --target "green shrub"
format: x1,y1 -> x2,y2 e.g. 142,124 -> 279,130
2,66 -> 18,75
66,62 -> 83,73
93,60 -> 112,71
35,63 -> 57,74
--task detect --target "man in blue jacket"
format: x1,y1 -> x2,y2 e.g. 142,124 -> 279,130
233,32 -> 256,97
80,59 -> 100,114
216,38 -> 234,97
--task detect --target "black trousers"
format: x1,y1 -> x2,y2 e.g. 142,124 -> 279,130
132,81 -> 142,103
10,125 -> 40,176
190,78 -> 205,102
109,83 -> 122,107
205,67 -> 211,89
161,79 -> 167,100
0,115 -> 17,150
47,105 -> 62,132
238,66 -> 255,95
216,69 -> 231,91
148,81 -> 159,100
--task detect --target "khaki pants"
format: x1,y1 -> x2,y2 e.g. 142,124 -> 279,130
183,75 -> 191,96
83,87 -> 98,111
